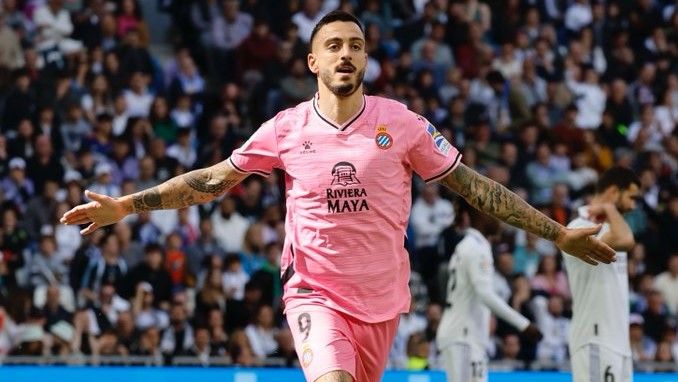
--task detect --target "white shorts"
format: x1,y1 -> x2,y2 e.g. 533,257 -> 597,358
571,344 -> 633,382
439,342 -> 488,382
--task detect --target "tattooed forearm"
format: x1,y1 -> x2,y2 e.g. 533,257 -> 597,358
440,164 -> 562,241
131,187 -> 162,212
126,159 -> 248,213
183,170 -> 239,196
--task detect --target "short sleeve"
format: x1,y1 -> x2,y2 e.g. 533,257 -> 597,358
229,118 -> 282,176
406,114 -> 462,182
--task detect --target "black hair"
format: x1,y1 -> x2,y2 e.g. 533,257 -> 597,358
309,10 -> 364,49
595,166 -> 640,194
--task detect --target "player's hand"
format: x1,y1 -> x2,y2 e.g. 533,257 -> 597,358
555,225 -> 616,265
59,190 -> 128,235
587,203 -> 614,221
521,323 -> 543,344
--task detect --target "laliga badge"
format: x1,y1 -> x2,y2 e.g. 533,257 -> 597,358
375,125 -> 393,150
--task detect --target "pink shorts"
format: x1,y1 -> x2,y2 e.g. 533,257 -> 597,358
286,303 -> 399,382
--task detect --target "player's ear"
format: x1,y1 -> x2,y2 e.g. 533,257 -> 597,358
308,53 -> 319,74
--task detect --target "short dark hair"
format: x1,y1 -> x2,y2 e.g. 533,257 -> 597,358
595,166 -> 640,194
309,10 -> 364,49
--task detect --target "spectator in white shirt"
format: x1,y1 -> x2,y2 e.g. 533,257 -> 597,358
244,305 -> 279,358
628,104 -> 671,151
533,295 -> 570,364
564,0 -> 592,34
411,183 -> 454,249
211,195 -> 249,253
222,255 -> 249,301
292,0 -> 337,43
167,128 -> 197,169
33,0 -> 83,54
565,64 -> 606,129
654,254 -> 678,317
123,72 -> 154,118
210,0 -> 253,50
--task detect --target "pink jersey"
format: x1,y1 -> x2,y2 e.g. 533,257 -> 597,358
230,94 -> 461,323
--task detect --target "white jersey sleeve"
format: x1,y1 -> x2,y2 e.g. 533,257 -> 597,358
466,247 -> 530,331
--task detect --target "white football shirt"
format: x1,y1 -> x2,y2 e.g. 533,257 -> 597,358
563,206 -> 631,356
437,228 -> 530,351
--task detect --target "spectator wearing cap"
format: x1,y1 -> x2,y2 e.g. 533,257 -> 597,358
1,157 -> 35,212
629,313 -> 656,362
89,162 -> 121,198
27,225 -> 69,289
48,319 -> 75,356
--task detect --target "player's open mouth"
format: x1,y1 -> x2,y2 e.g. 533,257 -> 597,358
336,66 -> 355,73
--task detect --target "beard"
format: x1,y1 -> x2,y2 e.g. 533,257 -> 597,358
319,67 -> 365,97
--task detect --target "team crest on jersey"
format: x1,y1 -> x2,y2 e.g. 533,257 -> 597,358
301,344 -> 313,367
331,161 -> 360,186
425,122 -> 452,155
375,125 -> 393,150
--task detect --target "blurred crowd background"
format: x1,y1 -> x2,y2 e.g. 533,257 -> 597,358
0,0 -> 676,372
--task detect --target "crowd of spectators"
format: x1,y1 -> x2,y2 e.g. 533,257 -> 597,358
0,0 -> 676,372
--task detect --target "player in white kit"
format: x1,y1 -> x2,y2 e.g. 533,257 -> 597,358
437,202 -> 543,382
563,167 -> 641,382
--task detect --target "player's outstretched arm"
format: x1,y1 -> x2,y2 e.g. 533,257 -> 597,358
60,158 -> 248,235
440,164 -> 615,265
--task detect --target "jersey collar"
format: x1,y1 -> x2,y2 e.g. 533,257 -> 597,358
312,92 -> 366,131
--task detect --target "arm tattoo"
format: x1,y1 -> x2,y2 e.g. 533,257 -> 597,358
183,170 -> 239,196
129,161 -> 246,213
132,188 -> 162,212
440,164 -> 561,241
